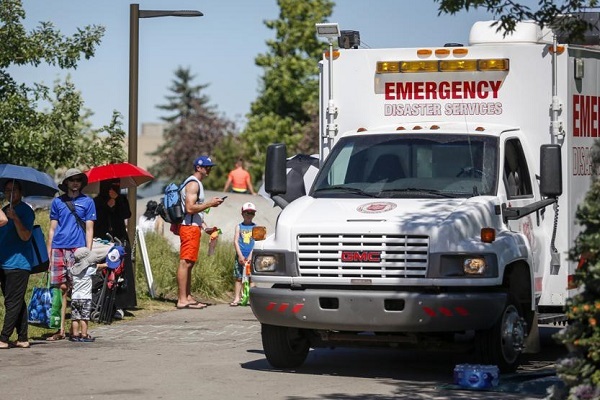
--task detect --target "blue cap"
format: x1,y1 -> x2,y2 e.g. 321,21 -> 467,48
106,245 -> 126,269
194,156 -> 215,168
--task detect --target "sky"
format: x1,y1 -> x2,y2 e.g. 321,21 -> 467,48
10,0 -> 539,131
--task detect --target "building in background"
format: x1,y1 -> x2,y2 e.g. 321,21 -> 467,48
138,123 -> 166,171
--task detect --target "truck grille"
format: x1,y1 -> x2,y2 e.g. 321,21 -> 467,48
297,234 -> 429,278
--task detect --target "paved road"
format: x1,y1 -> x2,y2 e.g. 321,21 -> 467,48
0,304 -> 565,400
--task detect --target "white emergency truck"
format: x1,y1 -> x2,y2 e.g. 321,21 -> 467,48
250,19 -> 599,372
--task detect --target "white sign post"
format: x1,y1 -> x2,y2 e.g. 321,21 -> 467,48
136,227 -> 156,298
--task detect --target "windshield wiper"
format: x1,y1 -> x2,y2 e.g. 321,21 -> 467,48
313,186 -> 378,197
380,188 -> 456,198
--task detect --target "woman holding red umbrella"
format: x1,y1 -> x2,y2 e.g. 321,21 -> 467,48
93,179 -> 131,244
84,163 -> 151,314
92,179 -> 137,312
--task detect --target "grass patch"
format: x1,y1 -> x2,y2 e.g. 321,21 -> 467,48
134,230 -> 236,304
1,209 -> 237,340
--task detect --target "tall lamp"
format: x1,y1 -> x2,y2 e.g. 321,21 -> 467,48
128,3 -> 203,246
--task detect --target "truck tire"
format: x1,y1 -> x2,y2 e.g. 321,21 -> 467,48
261,323 -> 310,368
475,295 -> 526,373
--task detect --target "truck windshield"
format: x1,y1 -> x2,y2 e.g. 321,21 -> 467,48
312,133 -> 498,198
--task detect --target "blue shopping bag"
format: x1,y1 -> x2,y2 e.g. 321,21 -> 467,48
27,275 -> 62,329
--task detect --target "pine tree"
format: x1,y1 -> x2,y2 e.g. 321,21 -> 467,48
150,67 -> 236,186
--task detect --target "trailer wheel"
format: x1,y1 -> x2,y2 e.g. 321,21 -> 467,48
475,295 -> 526,373
261,323 -> 310,369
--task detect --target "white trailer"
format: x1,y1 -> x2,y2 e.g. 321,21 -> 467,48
251,19 -> 599,372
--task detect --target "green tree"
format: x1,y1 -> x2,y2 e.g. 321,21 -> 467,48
150,67 -> 236,187
435,0 -> 600,42
240,0 -> 334,181
80,111 -> 128,167
0,0 -> 126,173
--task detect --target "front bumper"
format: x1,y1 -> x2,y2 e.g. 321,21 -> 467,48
250,287 -> 506,332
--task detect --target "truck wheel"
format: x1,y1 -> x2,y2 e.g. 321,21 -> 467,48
261,323 -> 309,369
475,295 -> 526,373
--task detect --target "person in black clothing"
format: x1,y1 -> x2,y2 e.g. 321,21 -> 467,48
93,179 -> 136,310
93,179 -> 131,243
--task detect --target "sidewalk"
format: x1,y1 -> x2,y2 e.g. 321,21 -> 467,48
1,304 -> 261,399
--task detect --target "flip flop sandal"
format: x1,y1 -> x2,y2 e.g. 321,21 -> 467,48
80,335 -> 95,343
176,302 -> 207,309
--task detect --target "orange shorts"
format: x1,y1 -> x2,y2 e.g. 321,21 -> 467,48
179,225 -> 201,262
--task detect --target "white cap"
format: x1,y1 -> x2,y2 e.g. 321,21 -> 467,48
242,202 -> 256,212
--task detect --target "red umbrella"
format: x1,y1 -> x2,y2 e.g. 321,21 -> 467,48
83,162 -> 154,193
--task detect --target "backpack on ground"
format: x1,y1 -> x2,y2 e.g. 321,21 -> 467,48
156,177 -> 198,225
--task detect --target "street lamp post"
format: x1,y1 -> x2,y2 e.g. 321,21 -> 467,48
128,3 -> 203,243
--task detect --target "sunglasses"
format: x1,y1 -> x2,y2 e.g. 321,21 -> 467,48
244,211 -> 255,215
68,177 -> 83,182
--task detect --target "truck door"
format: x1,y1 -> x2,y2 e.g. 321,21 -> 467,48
503,139 -> 532,198
502,137 -> 544,281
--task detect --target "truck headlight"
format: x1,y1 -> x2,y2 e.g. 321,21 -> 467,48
431,253 -> 498,278
254,255 -> 278,272
463,257 -> 487,275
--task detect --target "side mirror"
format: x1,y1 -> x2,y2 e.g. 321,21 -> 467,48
265,144 -> 287,195
540,144 -> 562,197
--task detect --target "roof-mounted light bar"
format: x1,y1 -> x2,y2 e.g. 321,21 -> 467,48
376,58 -> 509,73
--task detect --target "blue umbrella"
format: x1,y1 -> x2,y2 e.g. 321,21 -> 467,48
0,164 -> 58,199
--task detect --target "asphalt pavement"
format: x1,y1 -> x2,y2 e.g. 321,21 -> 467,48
0,303 -> 565,400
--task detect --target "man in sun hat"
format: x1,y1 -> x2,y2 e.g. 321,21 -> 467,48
46,168 -> 96,341
175,156 -> 225,310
